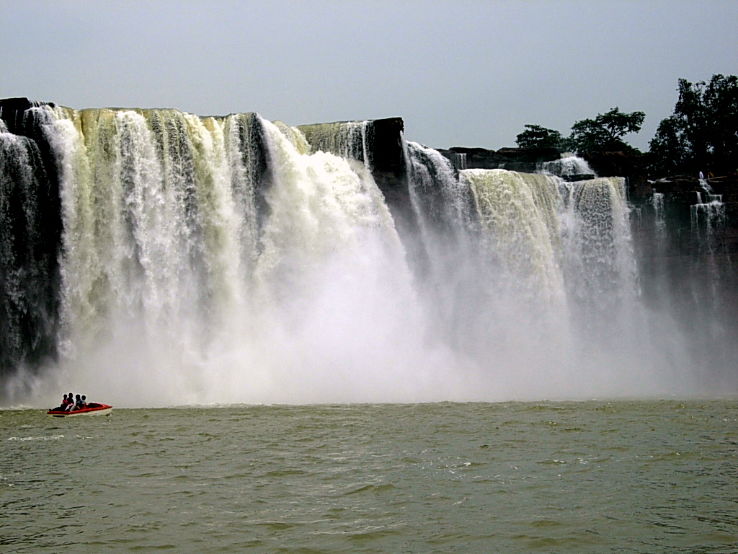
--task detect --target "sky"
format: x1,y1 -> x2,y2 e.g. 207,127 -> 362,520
1,0 -> 736,150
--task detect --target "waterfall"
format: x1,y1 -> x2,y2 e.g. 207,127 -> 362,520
298,121 -> 372,168
565,177 -> 642,349
652,192 -> 666,239
406,141 -> 473,238
691,181 -> 725,248
685,179 -> 728,370
0,104 -> 732,404
2,106 -> 442,404
254,118 -> 408,306
540,154 -> 594,178
460,170 -> 639,338
37,108 -> 266,401
458,169 -> 653,390
0,107 -> 60,376
404,141 -> 477,348
0,129 -> 46,367
463,169 -> 566,304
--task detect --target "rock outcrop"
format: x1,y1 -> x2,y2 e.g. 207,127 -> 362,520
437,146 -> 560,173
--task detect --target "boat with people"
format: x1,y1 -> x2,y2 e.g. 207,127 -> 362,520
47,403 -> 113,417
47,392 -> 112,417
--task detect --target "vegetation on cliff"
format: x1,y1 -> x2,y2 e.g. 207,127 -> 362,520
515,108 -> 645,156
514,125 -> 565,150
568,108 -> 645,155
515,73 -> 737,179
649,74 -> 738,177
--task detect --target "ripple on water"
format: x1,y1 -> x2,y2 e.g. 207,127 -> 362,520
342,482 -> 397,496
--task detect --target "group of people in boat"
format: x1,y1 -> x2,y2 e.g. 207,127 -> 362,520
52,393 -> 96,412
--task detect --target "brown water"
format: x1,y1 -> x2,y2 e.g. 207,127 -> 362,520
2,401 -> 737,552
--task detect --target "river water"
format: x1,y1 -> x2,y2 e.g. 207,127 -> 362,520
2,401 -> 736,552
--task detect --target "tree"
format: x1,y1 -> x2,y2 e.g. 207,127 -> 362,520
703,74 -> 738,172
515,124 -> 564,150
649,115 -> 689,175
649,74 -> 738,176
569,107 -> 645,155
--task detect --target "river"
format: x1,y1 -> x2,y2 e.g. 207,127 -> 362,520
2,400 -> 736,551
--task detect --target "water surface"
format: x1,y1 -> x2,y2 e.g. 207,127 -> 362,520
2,401 -> 736,551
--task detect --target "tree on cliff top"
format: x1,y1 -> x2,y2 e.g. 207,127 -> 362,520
649,74 -> 738,176
515,124 -> 565,150
568,107 -> 645,155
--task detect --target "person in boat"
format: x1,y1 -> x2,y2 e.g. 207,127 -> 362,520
73,394 -> 83,410
52,394 -> 69,411
64,392 -> 75,411
80,395 -> 88,409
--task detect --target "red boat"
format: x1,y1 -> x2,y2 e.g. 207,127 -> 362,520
47,403 -> 113,417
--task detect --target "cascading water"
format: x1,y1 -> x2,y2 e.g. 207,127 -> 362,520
691,179 -> 725,247
464,169 -> 566,304
0,104 -> 732,405
406,142 -> 473,235
652,192 -> 666,240
0,108 -> 60,380
44,107 -> 264,403
298,120 -> 372,168
2,106 -> 452,405
0,127 -> 48,368
403,142 -> 480,350
681,178 -> 729,371
540,154 -> 594,178
455,169 -> 665,392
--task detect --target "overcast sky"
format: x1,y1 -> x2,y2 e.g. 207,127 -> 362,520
1,0 -> 735,150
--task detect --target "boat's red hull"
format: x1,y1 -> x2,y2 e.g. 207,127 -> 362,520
47,404 -> 113,417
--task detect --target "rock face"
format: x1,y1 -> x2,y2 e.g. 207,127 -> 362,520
583,150 -> 645,178
363,117 -> 407,192
437,146 -> 560,173
633,174 -> 738,255
631,173 -> 738,377
0,97 -> 55,128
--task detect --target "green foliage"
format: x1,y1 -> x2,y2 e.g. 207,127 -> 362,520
568,107 -> 645,155
513,109 -> 645,155
650,74 -> 738,176
649,116 -> 689,175
515,124 -> 563,150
